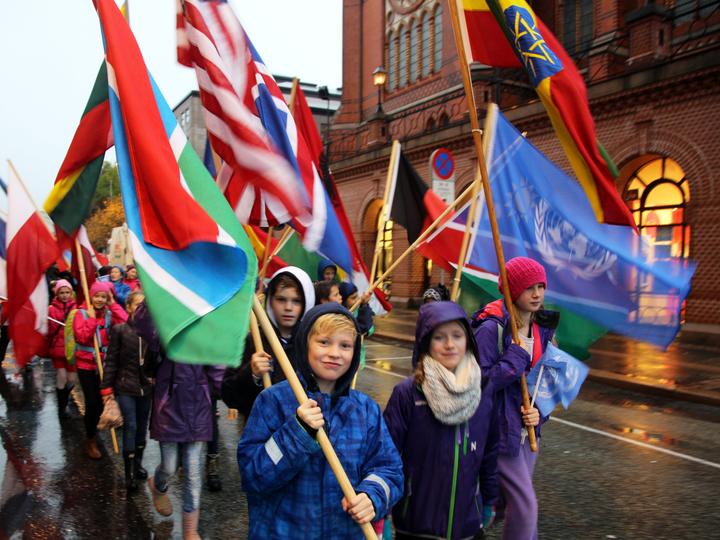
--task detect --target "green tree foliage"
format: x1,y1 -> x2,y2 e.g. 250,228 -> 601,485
89,161 -> 121,215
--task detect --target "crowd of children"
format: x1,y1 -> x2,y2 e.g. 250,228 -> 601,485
35,256 -> 553,540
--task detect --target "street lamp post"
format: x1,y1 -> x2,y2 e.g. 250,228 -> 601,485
372,66 -> 387,114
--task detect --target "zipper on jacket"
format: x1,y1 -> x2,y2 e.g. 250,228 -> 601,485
402,477 -> 412,517
447,425 -> 461,539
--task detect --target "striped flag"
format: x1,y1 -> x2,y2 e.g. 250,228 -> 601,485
458,0 -> 636,228
43,62 -> 113,250
2,165 -> 61,367
177,0 -> 310,228
177,0 -> 352,273
96,0 -> 257,366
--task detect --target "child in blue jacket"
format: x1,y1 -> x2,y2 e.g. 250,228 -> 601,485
237,303 -> 404,539
472,257 -> 559,540
384,301 -> 500,540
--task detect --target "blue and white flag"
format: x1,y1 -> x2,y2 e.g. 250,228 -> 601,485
526,344 -> 590,416
424,106 -> 696,349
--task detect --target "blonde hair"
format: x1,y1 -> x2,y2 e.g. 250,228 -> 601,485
510,302 -> 545,329
307,313 -> 358,346
126,290 -> 146,315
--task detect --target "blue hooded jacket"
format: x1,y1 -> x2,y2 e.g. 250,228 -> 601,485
383,302 -> 500,540
109,265 -> 132,309
237,303 -> 404,540
471,299 -> 559,456
317,259 -> 337,282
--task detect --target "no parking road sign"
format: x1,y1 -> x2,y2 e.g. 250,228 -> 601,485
430,148 -> 456,204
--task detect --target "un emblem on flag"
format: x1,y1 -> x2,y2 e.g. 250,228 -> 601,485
504,6 -> 563,87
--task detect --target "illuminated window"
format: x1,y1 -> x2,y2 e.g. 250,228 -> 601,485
434,4 -> 442,72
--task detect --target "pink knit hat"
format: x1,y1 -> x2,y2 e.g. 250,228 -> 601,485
498,257 -> 547,302
54,279 -> 73,295
88,281 -> 110,299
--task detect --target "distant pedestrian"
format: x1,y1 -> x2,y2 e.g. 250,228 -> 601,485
108,265 -> 132,309
315,280 -> 341,305
338,282 -> 374,369
48,279 -> 77,420
422,283 -> 450,304
134,301 -> 224,540
99,290 -> 152,492
72,282 -> 127,459
123,264 -> 142,291
384,301 -> 500,540
317,259 -> 337,283
471,257 -> 559,540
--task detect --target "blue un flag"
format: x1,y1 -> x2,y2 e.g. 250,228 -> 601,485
526,344 -> 590,417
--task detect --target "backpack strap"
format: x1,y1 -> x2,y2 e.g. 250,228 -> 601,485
75,309 -> 109,355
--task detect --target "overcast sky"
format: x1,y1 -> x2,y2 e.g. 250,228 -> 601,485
0,0 -> 343,213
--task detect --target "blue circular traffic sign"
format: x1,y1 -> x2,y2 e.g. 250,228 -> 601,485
433,149 -> 454,179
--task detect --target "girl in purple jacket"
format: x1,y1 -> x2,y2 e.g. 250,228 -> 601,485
472,257 -> 559,540
384,301 -> 500,540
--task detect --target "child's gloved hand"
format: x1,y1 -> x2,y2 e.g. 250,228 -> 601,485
342,492 -> 375,524
250,351 -> 272,378
482,504 -> 496,528
297,399 -> 324,430
521,405 -> 540,427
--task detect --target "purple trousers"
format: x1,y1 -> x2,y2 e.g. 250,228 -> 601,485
497,437 -> 539,540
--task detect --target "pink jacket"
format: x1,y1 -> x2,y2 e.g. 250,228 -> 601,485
72,302 -> 127,371
48,297 -> 77,359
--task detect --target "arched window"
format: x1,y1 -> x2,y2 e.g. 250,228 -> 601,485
426,116 -> 436,131
434,4 -> 443,72
421,12 -> 431,78
410,19 -> 419,83
398,25 -> 407,88
388,31 -> 397,92
623,156 -> 690,259
363,200 -> 394,295
563,0 -> 594,54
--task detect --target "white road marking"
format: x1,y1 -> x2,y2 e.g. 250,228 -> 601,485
550,416 -> 720,470
362,365 -> 408,379
368,356 -> 413,361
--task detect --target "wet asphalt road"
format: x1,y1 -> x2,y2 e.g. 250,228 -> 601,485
2,338 -> 720,540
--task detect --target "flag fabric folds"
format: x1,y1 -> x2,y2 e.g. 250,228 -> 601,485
292,85 -> 390,314
424,109 -> 696,350
177,0 -> 352,274
43,63 -> 113,250
2,166 -> 61,367
459,0 -> 636,228
459,0 -> 521,67
71,226 -> 99,306
525,344 -> 590,417
0,215 -> 7,301
96,0 -> 257,367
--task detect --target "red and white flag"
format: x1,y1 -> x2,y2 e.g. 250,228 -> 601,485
1,165 -> 61,367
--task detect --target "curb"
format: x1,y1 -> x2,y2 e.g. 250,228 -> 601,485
370,331 -> 720,408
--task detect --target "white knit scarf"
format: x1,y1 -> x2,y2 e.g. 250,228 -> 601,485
420,352 -> 482,425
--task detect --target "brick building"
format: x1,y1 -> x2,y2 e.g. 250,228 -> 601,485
328,0 -> 720,324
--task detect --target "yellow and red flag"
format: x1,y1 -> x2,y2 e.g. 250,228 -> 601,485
458,0 -> 636,228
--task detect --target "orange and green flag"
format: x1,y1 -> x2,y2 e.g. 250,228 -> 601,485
43,62 -> 113,248
458,0 -> 636,229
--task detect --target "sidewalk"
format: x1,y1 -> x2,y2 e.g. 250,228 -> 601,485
371,308 -> 720,408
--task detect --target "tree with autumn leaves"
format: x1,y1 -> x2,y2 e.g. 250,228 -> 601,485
85,161 -> 126,252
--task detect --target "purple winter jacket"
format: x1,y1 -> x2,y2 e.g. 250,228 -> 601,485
134,302 -> 224,443
383,302 -> 500,540
471,299 -> 559,457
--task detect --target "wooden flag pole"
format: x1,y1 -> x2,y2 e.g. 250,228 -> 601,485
257,226 -> 274,292
368,140 -> 401,291
249,310 -> 272,389
450,172 -> 480,302
252,296 -> 378,540
258,226 -> 293,281
447,0 -> 537,451
289,77 -> 299,114
75,238 -> 119,454
348,180 -> 476,313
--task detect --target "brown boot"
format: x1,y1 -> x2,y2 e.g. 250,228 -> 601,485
86,437 -> 101,459
181,510 -> 201,540
148,477 -> 173,516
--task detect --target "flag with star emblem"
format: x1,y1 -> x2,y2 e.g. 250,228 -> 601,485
459,0 -> 636,229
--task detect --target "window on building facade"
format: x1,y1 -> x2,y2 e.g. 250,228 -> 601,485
674,0 -> 716,24
399,25 -> 407,88
434,4 -> 442,72
410,19 -> 419,83
421,12 -> 431,78
562,0 -> 594,54
388,30 -> 397,92
623,156 -> 690,326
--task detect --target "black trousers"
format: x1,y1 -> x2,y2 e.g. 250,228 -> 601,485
77,369 -> 104,439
